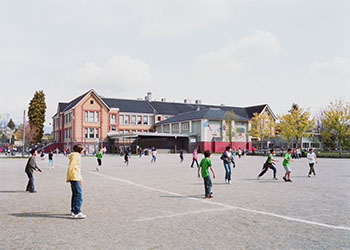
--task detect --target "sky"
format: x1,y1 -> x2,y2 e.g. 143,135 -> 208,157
0,0 -> 349,131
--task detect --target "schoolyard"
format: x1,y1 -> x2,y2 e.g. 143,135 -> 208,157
0,154 -> 349,249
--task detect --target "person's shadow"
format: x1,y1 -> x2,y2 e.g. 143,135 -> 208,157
0,190 -> 26,193
10,212 -> 73,220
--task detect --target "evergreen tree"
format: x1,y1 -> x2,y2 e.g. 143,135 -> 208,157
7,118 -> 15,130
28,90 -> 47,143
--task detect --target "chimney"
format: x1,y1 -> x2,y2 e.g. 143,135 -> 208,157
145,92 -> 152,101
195,100 -> 202,104
184,99 -> 192,104
161,98 -> 166,102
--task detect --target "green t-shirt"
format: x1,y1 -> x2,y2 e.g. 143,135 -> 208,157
267,153 -> 273,164
200,158 -> 212,178
283,152 -> 292,166
96,152 -> 103,159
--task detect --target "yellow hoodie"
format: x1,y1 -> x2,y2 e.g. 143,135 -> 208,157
66,152 -> 83,182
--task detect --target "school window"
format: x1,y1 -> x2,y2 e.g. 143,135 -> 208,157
143,116 -> 148,125
85,128 -> 99,139
157,116 -> 161,121
124,115 -> 130,124
182,122 -> 189,131
303,143 -> 309,149
119,115 -> 124,125
131,115 -> 136,125
110,114 -> 116,124
90,100 -> 94,105
111,126 -> 116,131
85,111 -> 99,122
172,123 -> 179,132
85,128 -> 88,138
311,143 -> 320,148
149,116 -> 154,125
137,115 -> 142,124
156,126 -> 162,133
163,124 -> 170,133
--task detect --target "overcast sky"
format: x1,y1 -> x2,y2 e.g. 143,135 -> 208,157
0,0 -> 349,130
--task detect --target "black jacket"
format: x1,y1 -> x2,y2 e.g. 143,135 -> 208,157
25,156 -> 41,173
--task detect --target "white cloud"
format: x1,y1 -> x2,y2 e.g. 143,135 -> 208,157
309,57 -> 350,75
189,30 -> 280,80
67,56 -> 153,91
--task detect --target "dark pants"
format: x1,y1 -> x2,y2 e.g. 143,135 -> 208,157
309,163 -> 316,175
70,181 -> 83,215
26,171 -> 35,191
97,159 -> 102,166
203,176 -> 212,197
223,163 -> 232,181
191,159 -> 199,168
258,164 -> 277,178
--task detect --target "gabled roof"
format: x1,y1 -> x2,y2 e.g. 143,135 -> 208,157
102,98 -> 155,113
149,101 -> 199,115
245,104 -> 268,118
58,102 -> 68,112
62,91 -> 91,112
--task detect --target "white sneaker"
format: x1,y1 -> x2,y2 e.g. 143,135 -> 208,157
71,212 -> 74,216
228,180 -> 231,184
225,179 -> 228,183
73,213 -> 86,219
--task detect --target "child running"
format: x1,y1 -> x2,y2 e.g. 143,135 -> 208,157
66,144 -> 86,219
25,149 -> 42,193
307,148 -> 318,177
96,148 -> 103,171
190,149 -> 199,168
48,150 -> 54,169
257,149 -> 278,180
198,150 -> 215,198
283,148 -> 293,182
124,150 -> 129,166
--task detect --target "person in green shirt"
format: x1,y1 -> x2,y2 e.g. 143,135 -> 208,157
283,148 -> 293,182
198,150 -> 216,198
257,149 -> 278,180
96,148 -> 103,171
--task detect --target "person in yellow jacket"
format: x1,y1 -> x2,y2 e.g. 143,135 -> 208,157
66,144 -> 86,219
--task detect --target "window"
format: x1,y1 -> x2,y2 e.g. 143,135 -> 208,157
311,143 -> 320,148
182,122 -> 189,131
303,143 -> 310,149
172,123 -> 179,132
111,126 -> 116,131
85,128 -> 99,139
131,115 -> 136,125
85,111 -> 99,122
158,116 -> 161,121
90,100 -> 94,104
119,115 -> 124,125
163,124 -> 170,133
149,116 -> 154,125
156,126 -> 162,133
137,115 -> 142,124
144,116 -> 148,125
110,114 -> 116,124
124,115 -> 130,124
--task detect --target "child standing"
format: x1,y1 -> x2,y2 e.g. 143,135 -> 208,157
96,148 -> 103,171
48,150 -> 54,169
66,144 -> 86,219
25,149 -> 42,193
220,146 -> 235,184
179,151 -> 184,163
307,148 -> 317,177
151,148 -> 157,163
283,148 -> 293,182
198,150 -> 215,198
190,149 -> 199,168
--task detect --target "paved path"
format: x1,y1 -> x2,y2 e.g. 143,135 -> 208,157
0,154 -> 349,249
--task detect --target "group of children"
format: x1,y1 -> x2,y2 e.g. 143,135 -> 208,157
24,145 -> 318,219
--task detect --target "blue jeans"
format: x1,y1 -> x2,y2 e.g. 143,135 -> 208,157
223,163 -> 232,181
203,176 -> 212,196
70,181 -> 83,215
26,172 -> 35,191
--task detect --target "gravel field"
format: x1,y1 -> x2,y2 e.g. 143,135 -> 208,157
0,154 -> 349,250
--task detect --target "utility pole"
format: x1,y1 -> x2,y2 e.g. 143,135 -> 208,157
22,110 -> 26,156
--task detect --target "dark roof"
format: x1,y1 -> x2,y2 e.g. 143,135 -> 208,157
58,103 -> 68,112
63,92 -> 89,112
149,101 -> 199,115
245,104 -> 267,118
102,98 -> 155,113
156,108 -> 254,125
